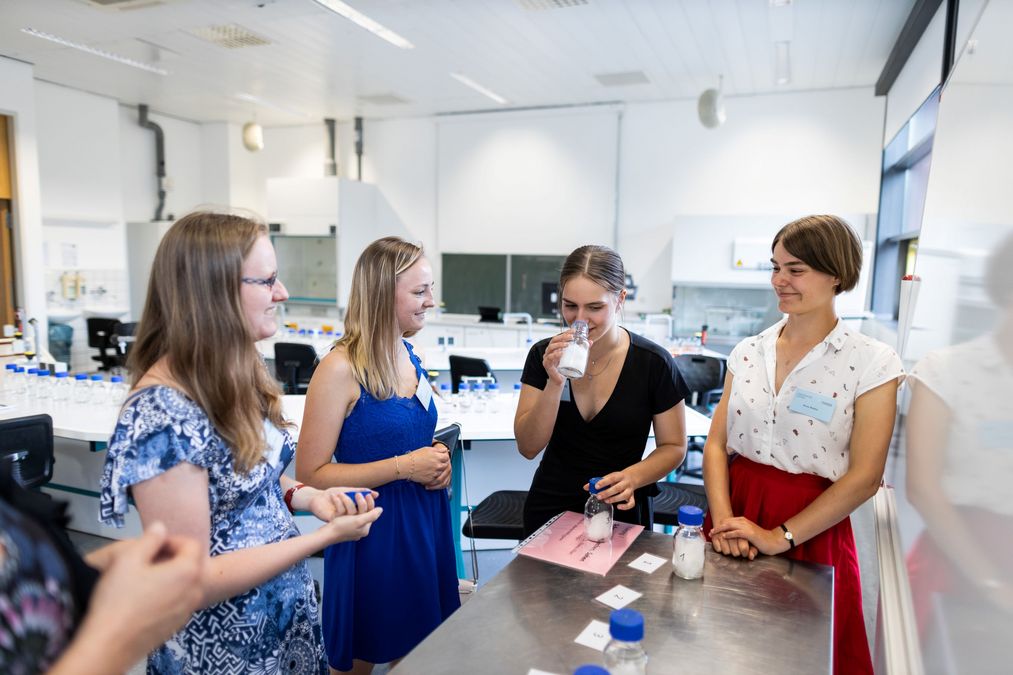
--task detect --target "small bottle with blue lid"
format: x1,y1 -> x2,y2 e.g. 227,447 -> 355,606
603,608 -> 648,675
672,505 -> 706,580
583,477 -> 613,542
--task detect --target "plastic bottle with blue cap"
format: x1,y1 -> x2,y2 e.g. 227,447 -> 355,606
672,504 -> 706,580
35,369 -> 52,399
603,608 -> 648,675
573,666 -> 609,675
52,371 -> 72,402
73,373 -> 90,403
583,477 -> 613,542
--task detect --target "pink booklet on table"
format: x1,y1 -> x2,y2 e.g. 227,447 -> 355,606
514,511 -> 644,576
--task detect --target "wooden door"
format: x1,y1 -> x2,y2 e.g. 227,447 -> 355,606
0,115 -> 16,326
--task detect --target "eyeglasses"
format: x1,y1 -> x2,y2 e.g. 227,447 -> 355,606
241,272 -> 279,289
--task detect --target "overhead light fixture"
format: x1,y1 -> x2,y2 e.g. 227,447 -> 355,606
450,72 -> 509,105
775,41 -> 791,85
311,0 -> 414,49
242,121 -> 264,152
769,0 -> 792,6
697,75 -> 726,129
235,92 -> 310,119
21,27 -> 168,75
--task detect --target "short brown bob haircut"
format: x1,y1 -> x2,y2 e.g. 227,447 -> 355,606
772,215 -> 862,295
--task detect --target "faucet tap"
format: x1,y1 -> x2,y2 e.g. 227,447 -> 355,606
502,312 -> 533,343
644,313 -> 674,341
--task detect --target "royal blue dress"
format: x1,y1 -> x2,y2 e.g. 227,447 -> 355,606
99,385 -> 327,675
322,341 -> 460,670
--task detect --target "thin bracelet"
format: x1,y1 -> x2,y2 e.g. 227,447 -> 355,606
394,454 -> 402,479
408,452 -> 416,482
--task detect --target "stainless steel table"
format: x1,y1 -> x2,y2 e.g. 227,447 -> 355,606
396,530 -> 833,674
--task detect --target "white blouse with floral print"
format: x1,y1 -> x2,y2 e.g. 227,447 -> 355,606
725,318 -> 904,481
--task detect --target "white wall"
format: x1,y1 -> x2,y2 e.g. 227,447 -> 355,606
119,105 -> 203,222
0,57 -> 46,339
619,88 -> 885,310
437,107 -> 619,255
884,4 -> 945,144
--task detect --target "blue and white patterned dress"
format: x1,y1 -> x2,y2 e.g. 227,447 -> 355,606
99,385 -> 326,675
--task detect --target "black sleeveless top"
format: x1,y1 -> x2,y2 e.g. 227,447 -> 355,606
520,329 -> 689,536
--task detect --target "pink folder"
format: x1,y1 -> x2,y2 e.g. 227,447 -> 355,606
514,511 -> 645,576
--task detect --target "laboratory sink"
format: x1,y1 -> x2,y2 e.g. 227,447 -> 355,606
82,306 -> 130,320
47,307 -> 82,323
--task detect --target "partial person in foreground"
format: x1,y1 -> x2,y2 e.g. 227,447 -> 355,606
703,215 -> 903,675
99,211 -> 381,674
297,237 -> 459,674
1,459 -> 203,675
515,244 -> 689,536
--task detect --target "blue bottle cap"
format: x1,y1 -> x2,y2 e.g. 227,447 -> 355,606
90,374 -> 103,381
27,368 -> 38,375
111,376 -> 124,383
459,382 -> 469,392
488,383 -> 500,391
574,667 -> 609,675
588,477 -> 604,494
5,363 -> 15,370
678,505 -> 704,527
439,383 -> 450,391
37,370 -> 50,377
609,608 -> 644,642
15,367 -> 24,373
55,371 -> 68,378
513,382 -> 522,390
74,373 -> 88,380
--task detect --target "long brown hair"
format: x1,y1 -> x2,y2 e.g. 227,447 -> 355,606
128,211 -> 288,473
335,236 -> 424,400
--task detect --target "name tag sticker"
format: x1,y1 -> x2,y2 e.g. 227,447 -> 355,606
560,379 -> 572,403
788,388 -> 836,424
415,374 -> 433,410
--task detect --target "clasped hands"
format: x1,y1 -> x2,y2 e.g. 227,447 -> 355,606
709,516 -> 792,559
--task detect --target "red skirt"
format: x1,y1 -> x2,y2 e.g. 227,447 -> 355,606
703,456 -> 873,675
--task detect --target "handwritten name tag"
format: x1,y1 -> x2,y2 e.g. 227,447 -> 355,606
415,373 -> 433,410
788,388 -> 836,424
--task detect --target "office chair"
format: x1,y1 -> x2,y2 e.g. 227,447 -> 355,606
652,481 -> 708,527
674,354 -> 725,416
86,318 -> 124,372
449,355 -> 495,394
273,342 -> 318,395
0,414 -> 55,489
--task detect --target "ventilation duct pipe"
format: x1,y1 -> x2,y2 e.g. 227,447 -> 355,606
324,117 -> 337,176
354,116 -> 363,181
138,104 -> 166,221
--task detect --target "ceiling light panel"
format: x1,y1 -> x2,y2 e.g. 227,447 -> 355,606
450,73 -> 508,105
21,27 -> 168,75
594,71 -> 650,87
312,0 -> 414,49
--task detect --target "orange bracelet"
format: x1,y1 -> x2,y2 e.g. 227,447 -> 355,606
284,483 -> 305,513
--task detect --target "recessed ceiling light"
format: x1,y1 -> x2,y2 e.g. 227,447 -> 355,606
21,27 -> 168,75
450,73 -> 508,105
311,0 -> 414,49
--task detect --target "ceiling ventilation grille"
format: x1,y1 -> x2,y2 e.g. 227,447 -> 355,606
358,93 -> 411,106
188,24 -> 271,49
515,0 -> 589,10
594,71 -> 650,87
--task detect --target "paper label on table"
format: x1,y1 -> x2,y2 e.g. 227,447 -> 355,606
628,552 -> 667,573
415,373 -> 433,410
574,619 -> 611,651
515,511 -> 644,576
595,584 -> 642,610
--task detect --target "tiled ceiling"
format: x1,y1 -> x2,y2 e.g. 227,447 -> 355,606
0,0 -> 915,125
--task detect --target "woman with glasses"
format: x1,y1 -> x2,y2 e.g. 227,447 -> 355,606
703,215 -> 904,674
297,237 -> 460,674
99,211 -> 383,674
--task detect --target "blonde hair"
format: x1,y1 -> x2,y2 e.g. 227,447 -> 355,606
336,236 -> 424,400
772,215 -> 862,295
128,211 -> 289,473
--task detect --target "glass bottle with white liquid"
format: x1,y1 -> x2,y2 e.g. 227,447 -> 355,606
557,320 -> 590,379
